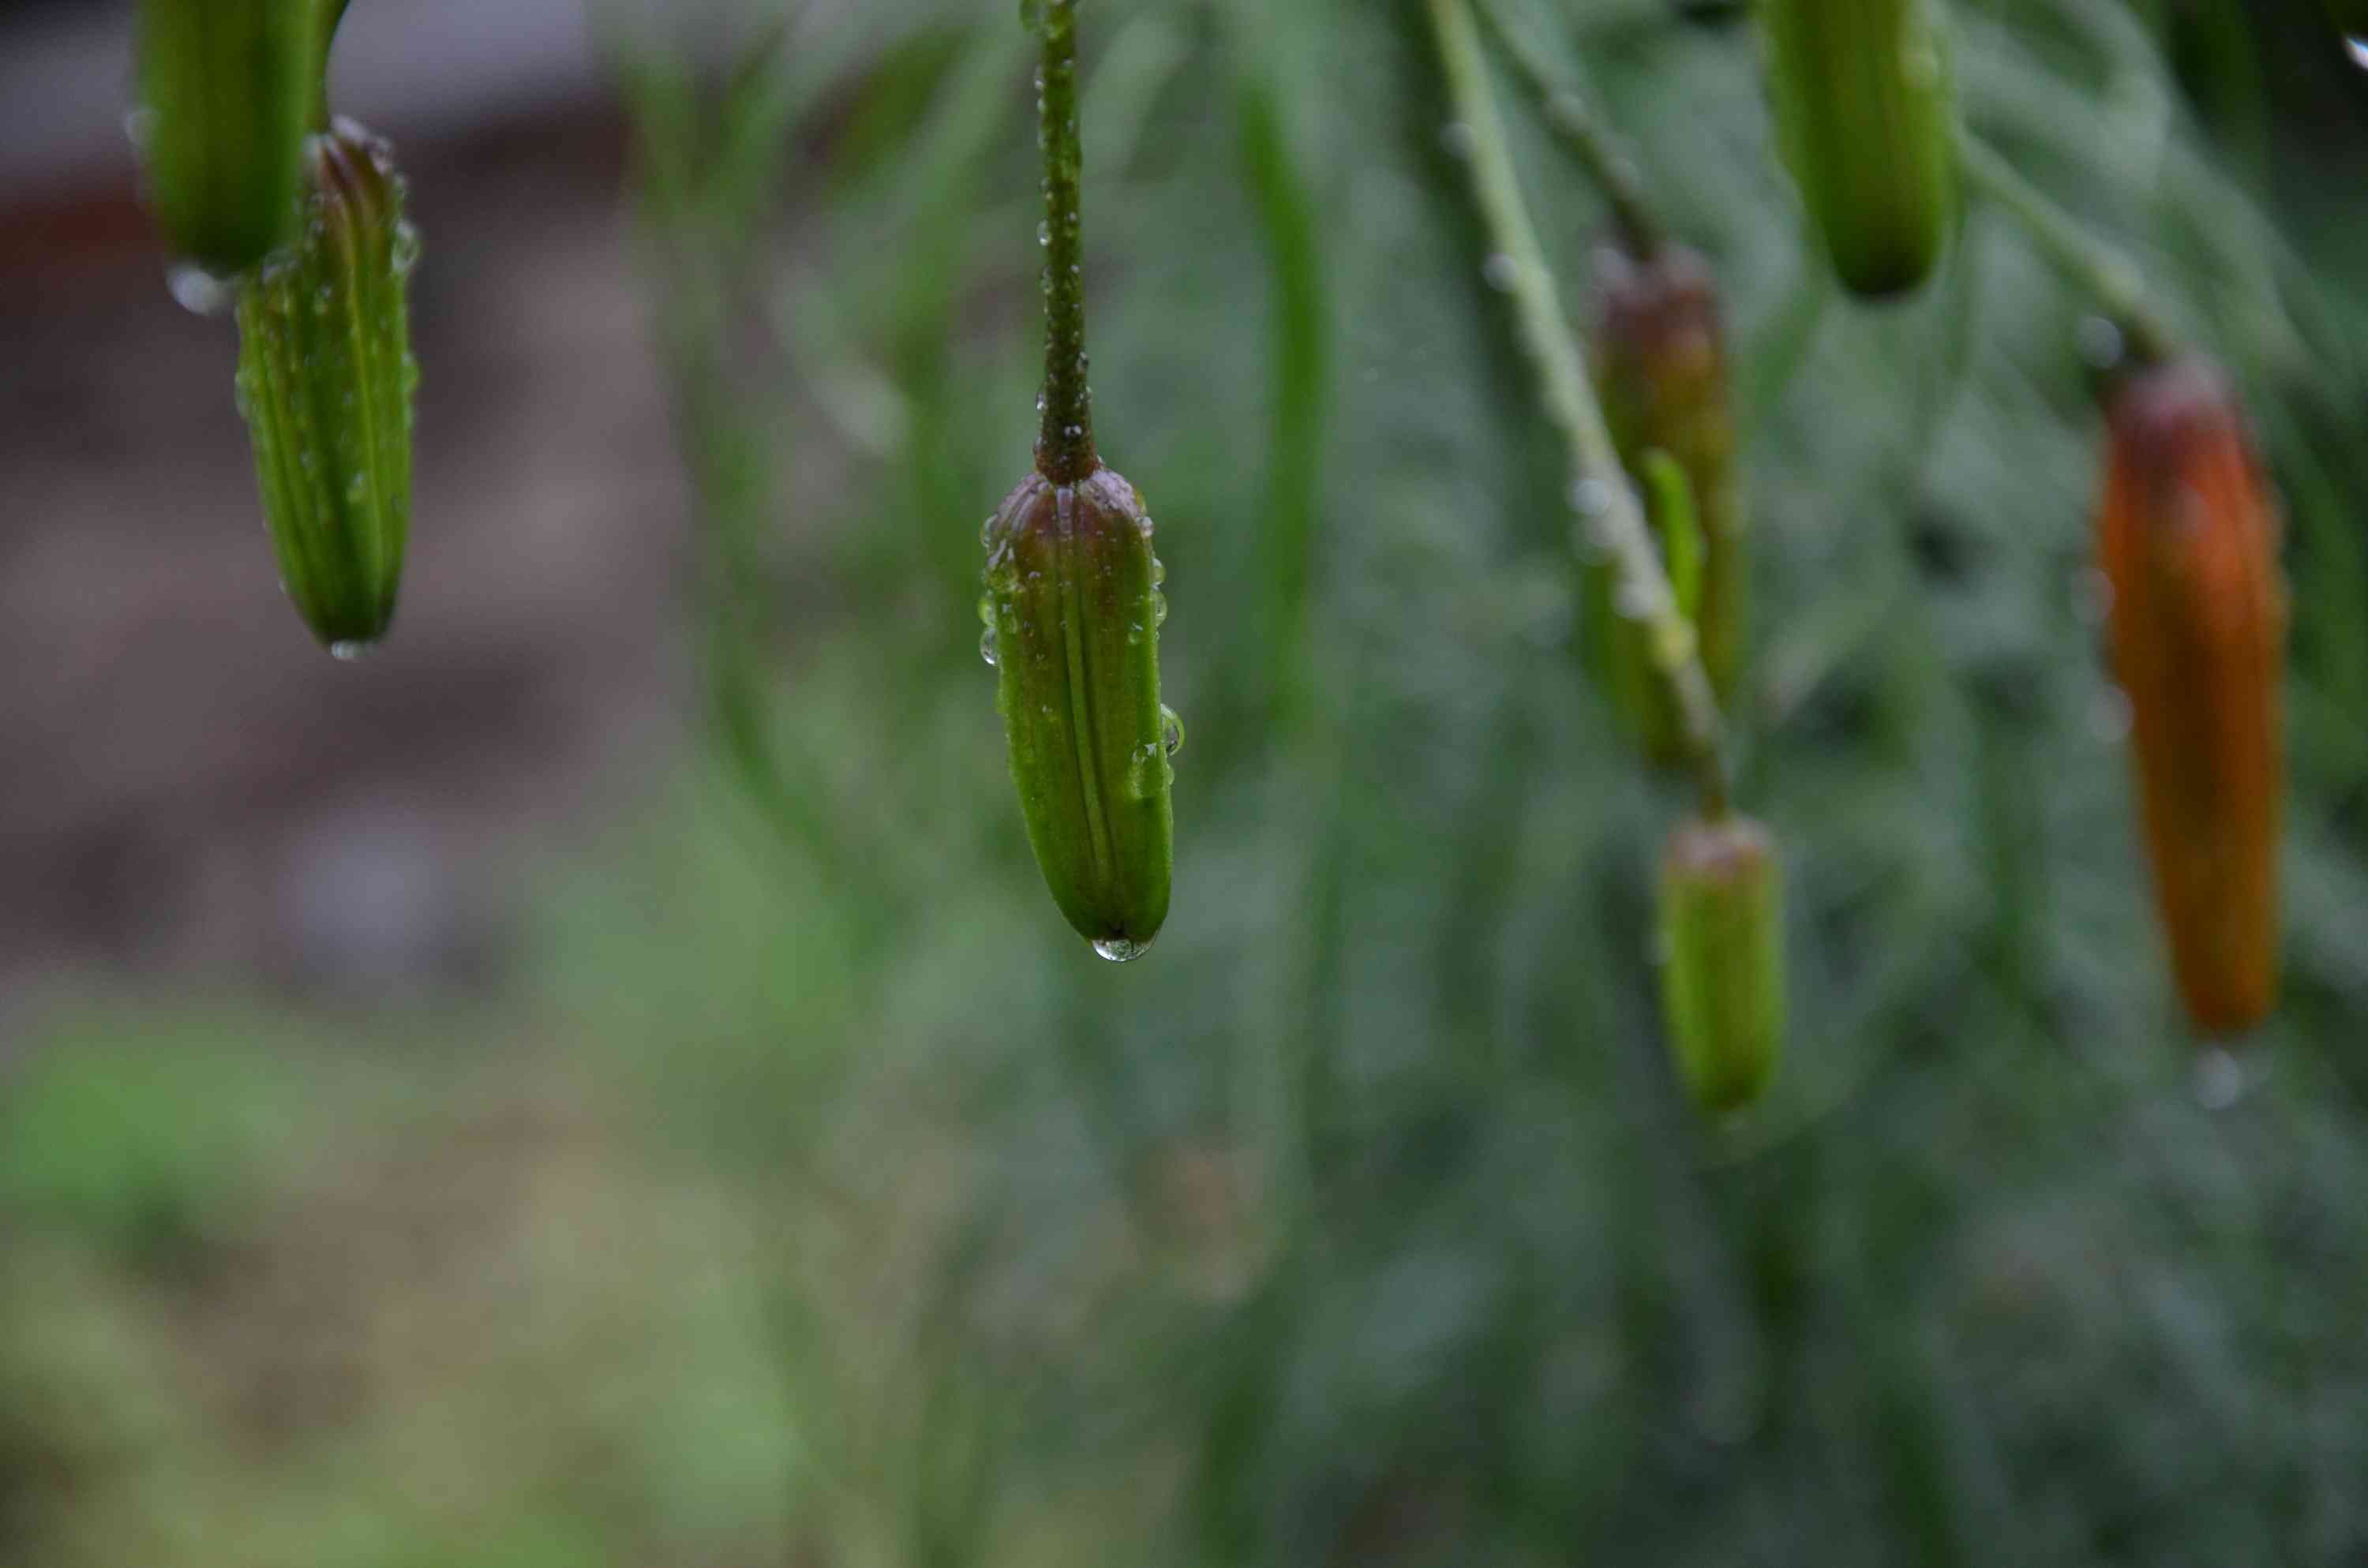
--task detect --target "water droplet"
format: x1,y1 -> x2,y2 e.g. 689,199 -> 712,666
2076,315 -> 2123,372
166,261 -> 237,317
1152,592 -> 1169,628
1571,477 -> 1613,518
1151,556 -> 1166,588
1092,935 -> 1154,964
328,639 -> 375,662
1161,705 -> 1185,758
980,625 -> 999,668
391,219 -> 422,279
1440,121 -> 1477,160
122,107 -> 157,155
1038,219 -> 1052,247
346,472 -> 369,504
2194,1047 -> 2247,1110
1482,253 -> 1522,292
2346,35 -> 2368,69
1614,579 -> 1656,619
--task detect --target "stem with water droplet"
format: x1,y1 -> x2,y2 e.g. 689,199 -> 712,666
1474,0 -> 1665,256
1035,0 -> 1099,485
1426,0 -> 1732,818
1957,130 -> 2181,367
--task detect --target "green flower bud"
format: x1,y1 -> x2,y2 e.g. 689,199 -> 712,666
1760,0 -> 1957,299
134,0 -> 320,277
234,119 -> 418,655
983,465 -> 1176,961
1658,816 -> 1785,1114
1584,243 -> 1744,767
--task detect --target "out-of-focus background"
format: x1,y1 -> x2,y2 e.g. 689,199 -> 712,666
2,0 -> 2365,1562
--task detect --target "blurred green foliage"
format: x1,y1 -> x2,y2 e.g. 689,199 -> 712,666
5,0 -> 2368,1564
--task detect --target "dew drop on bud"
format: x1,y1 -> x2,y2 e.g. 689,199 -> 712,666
2194,1046 -> 2247,1110
1092,935 -> 1154,964
2076,315 -> 2124,372
167,260 -> 238,317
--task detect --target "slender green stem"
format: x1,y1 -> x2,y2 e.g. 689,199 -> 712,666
1474,0 -> 1665,256
1426,0 -> 1732,816
1958,130 -> 2180,366
1034,0 -> 1099,484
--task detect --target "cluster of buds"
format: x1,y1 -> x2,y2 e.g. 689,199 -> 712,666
1759,0 -> 1957,298
2096,359 -> 2287,1038
1585,241 -> 1745,767
131,0 -> 418,655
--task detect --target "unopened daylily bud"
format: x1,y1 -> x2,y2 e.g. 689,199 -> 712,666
1760,0 -> 1956,298
1584,242 -> 1744,766
234,119 -> 418,654
2098,358 -> 2285,1037
134,0 -> 318,276
1658,815 -> 1786,1114
984,465 -> 1176,960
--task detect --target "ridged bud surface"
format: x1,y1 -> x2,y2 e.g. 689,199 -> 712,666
234,119 -> 418,653
135,0 -> 317,275
1760,0 -> 1955,298
1585,243 -> 1744,766
2098,359 -> 2285,1037
1659,816 -> 1785,1113
984,466 -> 1175,959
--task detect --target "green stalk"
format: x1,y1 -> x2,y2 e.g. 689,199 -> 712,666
1035,0 -> 1099,484
1474,0 -> 1666,256
1957,130 -> 2180,365
1426,0 -> 1733,817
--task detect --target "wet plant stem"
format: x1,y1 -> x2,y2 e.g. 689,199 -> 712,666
1426,0 -> 1732,817
1035,0 -> 1099,484
1958,131 -> 2181,366
1474,0 -> 1665,256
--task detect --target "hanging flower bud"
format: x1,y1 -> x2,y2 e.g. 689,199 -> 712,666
234,119 -> 418,655
2097,358 -> 2285,1037
1759,0 -> 1956,298
1584,242 -> 1744,766
133,0 -> 319,277
984,467 -> 1176,961
1658,815 -> 1786,1114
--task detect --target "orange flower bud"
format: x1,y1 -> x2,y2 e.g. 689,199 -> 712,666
2097,359 -> 2286,1037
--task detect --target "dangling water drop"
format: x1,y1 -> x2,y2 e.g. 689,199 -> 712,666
2194,1046 -> 2247,1110
1160,705 -> 1185,758
166,260 -> 238,317
328,639 -> 374,663
1092,935 -> 1154,964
